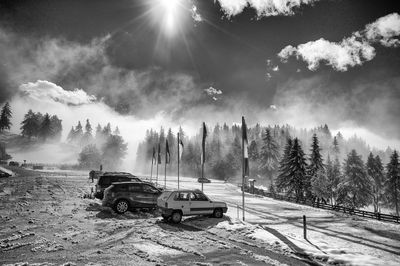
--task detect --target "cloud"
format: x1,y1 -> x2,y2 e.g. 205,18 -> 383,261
191,5 -> 203,22
365,13 -> 400,47
272,65 -> 279,72
204,86 -> 223,96
19,80 -> 96,105
214,0 -> 319,18
278,13 -> 400,71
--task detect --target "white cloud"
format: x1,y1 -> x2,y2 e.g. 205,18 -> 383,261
215,0 -> 319,18
269,104 -> 277,111
364,13 -> 400,47
191,5 -> 203,22
272,65 -> 279,71
19,80 -> 96,105
204,86 -> 223,96
278,13 -> 400,71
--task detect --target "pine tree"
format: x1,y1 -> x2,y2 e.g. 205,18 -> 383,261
39,113 -> 53,141
276,138 -> 292,192
20,110 -> 39,139
332,136 -> 339,154
308,134 -> 324,199
341,150 -> 372,208
102,135 -> 128,170
0,102 -> 12,132
102,123 -> 111,137
67,126 -> 75,143
50,115 -> 62,141
326,156 -> 342,204
277,138 -> 307,201
367,153 -> 385,212
75,121 -> 83,141
113,126 -> 120,135
259,128 -> 280,183
385,150 -> 400,216
82,119 -> 93,144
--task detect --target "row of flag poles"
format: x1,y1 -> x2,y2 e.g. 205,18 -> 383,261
148,118 -> 249,221
150,133 -> 184,189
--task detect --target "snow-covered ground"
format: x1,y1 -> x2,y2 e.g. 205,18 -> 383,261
1,170 -> 399,265
161,175 -> 400,266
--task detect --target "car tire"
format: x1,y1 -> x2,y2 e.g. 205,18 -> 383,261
213,208 -> 223,218
114,199 -> 129,214
171,211 -> 182,223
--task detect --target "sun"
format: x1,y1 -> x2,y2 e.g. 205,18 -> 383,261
155,0 -> 183,36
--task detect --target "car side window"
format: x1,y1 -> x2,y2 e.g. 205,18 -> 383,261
116,185 -> 128,192
143,185 -> 158,193
129,184 -> 142,192
174,192 -> 190,201
193,192 -> 208,201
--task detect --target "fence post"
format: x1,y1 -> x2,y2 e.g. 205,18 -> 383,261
303,215 -> 307,239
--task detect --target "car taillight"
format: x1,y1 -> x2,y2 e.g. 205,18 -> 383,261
165,202 -> 168,208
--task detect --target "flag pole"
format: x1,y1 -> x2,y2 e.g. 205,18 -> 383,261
150,157 -> 153,183
201,163 -> 204,192
164,157 -> 167,189
242,116 -> 245,221
156,144 -> 159,187
164,141 -> 167,189
177,132 -> 180,190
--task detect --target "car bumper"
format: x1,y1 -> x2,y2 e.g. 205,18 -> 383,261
158,207 -> 174,216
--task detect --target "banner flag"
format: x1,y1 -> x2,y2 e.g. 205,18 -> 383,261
165,140 -> 170,164
242,116 -> 249,177
202,122 -> 207,164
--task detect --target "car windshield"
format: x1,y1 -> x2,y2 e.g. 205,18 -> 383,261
159,191 -> 173,201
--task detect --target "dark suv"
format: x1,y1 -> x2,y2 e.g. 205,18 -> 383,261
102,182 -> 162,214
94,173 -> 142,199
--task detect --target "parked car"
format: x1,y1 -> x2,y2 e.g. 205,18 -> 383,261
197,177 -> 211,183
157,189 -> 228,223
8,161 -> 19,167
0,170 -> 11,178
94,173 -> 142,199
102,181 -> 162,214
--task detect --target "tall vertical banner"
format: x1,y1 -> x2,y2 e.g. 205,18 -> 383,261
202,122 -> 207,165
156,143 -> 161,186
242,116 -> 249,221
177,132 -> 184,190
164,139 -> 170,188
201,122 -> 207,191
242,117 -> 249,177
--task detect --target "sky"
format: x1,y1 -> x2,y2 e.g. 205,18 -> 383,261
0,0 -> 400,151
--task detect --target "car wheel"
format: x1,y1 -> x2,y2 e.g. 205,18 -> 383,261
114,199 -> 129,214
213,208 -> 223,218
171,211 -> 182,223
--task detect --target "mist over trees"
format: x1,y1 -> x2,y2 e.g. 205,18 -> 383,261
136,123 -> 399,214
73,120 -> 127,170
20,110 -> 62,141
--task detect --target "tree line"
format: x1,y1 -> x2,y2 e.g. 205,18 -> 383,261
136,123 -> 399,215
71,119 -> 127,170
